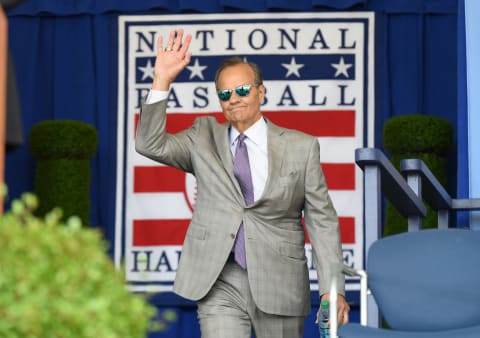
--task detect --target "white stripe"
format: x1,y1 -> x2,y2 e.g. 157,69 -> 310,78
128,193 -> 193,219
318,137 -> 359,163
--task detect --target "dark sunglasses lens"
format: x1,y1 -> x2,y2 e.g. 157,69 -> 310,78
235,85 -> 252,97
218,90 -> 232,101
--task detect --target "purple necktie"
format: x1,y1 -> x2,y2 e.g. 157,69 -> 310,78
233,134 -> 254,269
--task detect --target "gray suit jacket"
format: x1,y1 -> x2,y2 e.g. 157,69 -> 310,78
136,99 -> 345,316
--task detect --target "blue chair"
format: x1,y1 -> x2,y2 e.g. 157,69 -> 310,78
334,229 -> 480,338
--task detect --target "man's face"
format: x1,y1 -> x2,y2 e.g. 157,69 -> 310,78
216,63 -> 265,132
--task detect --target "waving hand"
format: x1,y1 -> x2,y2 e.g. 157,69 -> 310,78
152,28 -> 192,91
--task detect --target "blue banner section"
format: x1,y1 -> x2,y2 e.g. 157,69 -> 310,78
135,54 -> 356,83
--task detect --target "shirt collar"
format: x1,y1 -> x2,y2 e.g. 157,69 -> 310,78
229,117 -> 267,148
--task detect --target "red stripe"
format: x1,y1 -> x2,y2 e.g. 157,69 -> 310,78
132,216 -> 355,246
134,110 -> 354,137
134,166 -> 185,192
133,219 -> 189,246
263,110 -> 355,136
339,216 -> 356,244
322,163 -> 355,190
134,163 -> 354,193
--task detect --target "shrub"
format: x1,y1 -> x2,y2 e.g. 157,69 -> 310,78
29,120 -> 98,225
0,191 -> 156,338
382,114 -> 453,235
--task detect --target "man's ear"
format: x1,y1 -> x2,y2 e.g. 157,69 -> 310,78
259,84 -> 266,103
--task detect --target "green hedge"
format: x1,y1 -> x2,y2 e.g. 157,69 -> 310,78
0,192 -> 156,338
383,114 -> 453,155
383,114 -> 453,236
30,120 -> 98,160
29,120 -> 98,225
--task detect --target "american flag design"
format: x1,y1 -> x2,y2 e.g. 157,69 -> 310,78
116,13 -> 375,292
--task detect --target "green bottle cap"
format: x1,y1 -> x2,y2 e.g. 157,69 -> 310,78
321,300 -> 329,309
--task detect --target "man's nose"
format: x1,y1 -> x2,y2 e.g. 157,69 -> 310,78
229,91 -> 241,102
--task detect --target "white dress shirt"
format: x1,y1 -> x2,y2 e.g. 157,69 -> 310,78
145,89 -> 169,104
229,118 -> 268,203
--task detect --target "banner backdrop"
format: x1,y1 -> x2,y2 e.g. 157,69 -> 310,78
116,12 -> 375,292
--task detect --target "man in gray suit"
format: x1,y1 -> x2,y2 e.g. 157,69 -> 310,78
136,28 -> 350,338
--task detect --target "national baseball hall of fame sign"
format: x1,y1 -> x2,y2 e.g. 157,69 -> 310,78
116,13 -> 375,292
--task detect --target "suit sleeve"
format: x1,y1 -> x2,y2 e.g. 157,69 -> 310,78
135,98 -> 197,173
303,138 -> 345,297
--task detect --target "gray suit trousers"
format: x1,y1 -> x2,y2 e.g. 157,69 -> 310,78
197,261 -> 305,338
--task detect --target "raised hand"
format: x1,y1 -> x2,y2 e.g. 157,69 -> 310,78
152,28 -> 192,91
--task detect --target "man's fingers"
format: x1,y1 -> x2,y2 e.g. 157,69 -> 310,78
337,298 -> 350,325
180,33 -> 192,54
184,52 -> 192,66
157,35 -> 164,54
173,28 -> 183,51
342,311 -> 349,324
169,30 -> 176,47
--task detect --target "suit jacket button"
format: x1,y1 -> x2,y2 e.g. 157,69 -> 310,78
230,233 -> 235,239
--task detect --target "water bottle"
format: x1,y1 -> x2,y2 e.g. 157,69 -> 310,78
318,299 -> 330,338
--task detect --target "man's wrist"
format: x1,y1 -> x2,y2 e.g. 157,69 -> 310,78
145,89 -> 169,104
152,78 -> 171,91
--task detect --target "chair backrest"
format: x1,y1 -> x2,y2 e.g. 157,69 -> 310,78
367,228 -> 480,331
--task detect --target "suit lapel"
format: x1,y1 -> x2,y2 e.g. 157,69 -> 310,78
213,122 -> 232,172
259,119 -> 286,201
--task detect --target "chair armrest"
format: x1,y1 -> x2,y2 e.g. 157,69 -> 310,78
330,264 -> 368,338
400,159 -> 452,210
355,148 -> 426,217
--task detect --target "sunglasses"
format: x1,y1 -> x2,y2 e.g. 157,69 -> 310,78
217,84 -> 259,101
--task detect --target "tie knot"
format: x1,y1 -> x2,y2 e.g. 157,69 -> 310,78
237,134 -> 247,144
